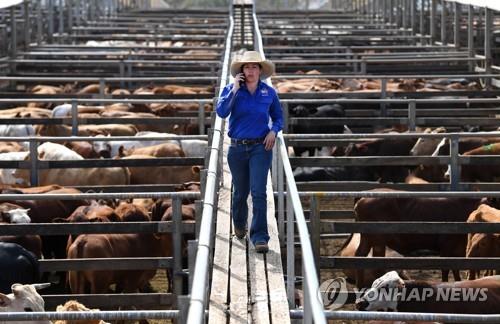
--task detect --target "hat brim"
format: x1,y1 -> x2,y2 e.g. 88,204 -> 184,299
230,60 -> 275,80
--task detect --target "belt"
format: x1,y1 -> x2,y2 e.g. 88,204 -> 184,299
231,137 -> 265,145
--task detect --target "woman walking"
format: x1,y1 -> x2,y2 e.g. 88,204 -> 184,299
216,51 -> 283,253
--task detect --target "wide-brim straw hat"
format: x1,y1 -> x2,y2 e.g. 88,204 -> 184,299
230,51 -> 275,80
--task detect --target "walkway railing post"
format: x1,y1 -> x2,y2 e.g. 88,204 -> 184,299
467,5 -> 474,72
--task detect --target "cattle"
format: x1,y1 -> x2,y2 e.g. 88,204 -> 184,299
0,242 -> 40,294
119,142 -> 185,158
0,151 -> 30,186
114,203 -> 150,222
67,205 -> 169,295
54,300 -> 109,324
414,137 -> 500,182
466,204 -> 500,279
0,125 -> 35,138
337,233 -> 410,288
0,283 -> 51,324
0,141 -> 26,154
123,154 -> 200,184
343,136 -> 417,182
290,104 -> 346,156
356,271 -> 500,314
451,143 -> 500,182
36,124 -> 138,137
409,127 -> 446,156
0,203 -> 31,224
0,107 -> 52,119
353,189 -> 484,285
92,131 -> 179,158
51,104 -> 105,118
64,141 -> 100,159
12,143 -> 131,187
293,166 -> 376,182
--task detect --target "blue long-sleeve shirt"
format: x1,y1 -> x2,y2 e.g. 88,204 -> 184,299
216,81 -> 283,139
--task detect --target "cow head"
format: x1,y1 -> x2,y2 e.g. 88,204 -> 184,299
1,208 -> 31,224
0,283 -> 50,318
355,271 -> 405,312
92,134 -> 112,158
290,105 -> 309,117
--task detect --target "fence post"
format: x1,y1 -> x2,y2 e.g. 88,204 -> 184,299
449,135 -> 460,190
467,5 -> 474,72
188,239 -> 198,292
441,0 -> 447,45
24,0 -> 30,50
172,197 -> 183,296
71,99 -> 78,136
277,141 -> 285,247
484,8 -> 492,89
453,2 -> 460,49
408,100 -> 416,131
198,101 -> 205,135
310,194 -> 320,277
286,185 -> 295,308
29,139 -> 39,187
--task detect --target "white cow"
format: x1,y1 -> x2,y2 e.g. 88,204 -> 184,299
1,208 -> 31,224
0,152 -> 30,186
0,283 -> 51,324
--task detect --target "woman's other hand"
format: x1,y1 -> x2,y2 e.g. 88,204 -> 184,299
263,130 -> 276,151
232,73 -> 245,93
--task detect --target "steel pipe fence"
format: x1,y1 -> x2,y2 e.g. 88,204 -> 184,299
185,7 -> 233,324
252,4 -> 327,323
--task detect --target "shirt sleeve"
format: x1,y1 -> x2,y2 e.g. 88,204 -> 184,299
216,84 -> 236,118
269,92 -> 283,134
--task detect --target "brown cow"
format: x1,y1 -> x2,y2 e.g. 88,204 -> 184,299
356,271 -> 500,314
466,204 -> 500,279
67,205 -> 170,294
114,202 -> 150,222
337,233 -> 411,288
118,143 -> 185,158
64,141 -> 100,159
36,124 -> 138,137
354,189 -> 483,286
123,154 -> 200,184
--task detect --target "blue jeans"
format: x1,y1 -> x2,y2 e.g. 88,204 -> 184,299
227,143 -> 272,245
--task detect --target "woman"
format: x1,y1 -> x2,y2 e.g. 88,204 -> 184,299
216,51 -> 283,253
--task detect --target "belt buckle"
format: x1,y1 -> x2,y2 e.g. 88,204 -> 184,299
241,139 -> 249,145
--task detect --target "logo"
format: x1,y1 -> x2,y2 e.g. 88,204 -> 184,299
318,277 -> 348,309
261,88 -> 269,96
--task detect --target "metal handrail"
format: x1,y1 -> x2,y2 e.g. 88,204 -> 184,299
253,5 -> 327,324
185,10 -> 234,324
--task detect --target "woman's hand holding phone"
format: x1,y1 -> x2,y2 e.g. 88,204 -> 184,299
233,73 -> 245,93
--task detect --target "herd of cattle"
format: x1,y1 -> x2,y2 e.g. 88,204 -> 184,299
274,71 -> 481,93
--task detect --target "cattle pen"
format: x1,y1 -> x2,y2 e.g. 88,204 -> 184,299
2,0 -> 500,324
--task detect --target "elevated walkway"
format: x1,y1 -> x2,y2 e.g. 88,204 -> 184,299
208,126 -> 290,324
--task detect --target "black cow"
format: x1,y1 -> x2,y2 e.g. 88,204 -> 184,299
0,242 -> 40,294
293,166 -> 376,182
291,104 -> 346,156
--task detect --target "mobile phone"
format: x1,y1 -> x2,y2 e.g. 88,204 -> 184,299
239,73 -> 245,86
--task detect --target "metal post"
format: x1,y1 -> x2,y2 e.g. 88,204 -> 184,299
36,0 -> 42,44
389,0 -> 394,25
187,240 -> 198,292
449,135 -> 460,190
286,186 -> 295,308
198,102 -> 205,135
48,0 -> 54,43
24,0 -> 30,50
402,0 -> 407,29
484,8 -> 492,88
172,197 -> 183,296
380,79 -> 387,116
303,260 -> 312,324
71,100 -> 78,136
454,2 -> 460,49
58,0 -> 64,40
408,100 -> 416,131
420,0 -> 425,43
29,139 -> 39,187
441,0 -> 447,45
67,0 -> 73,36
9,7 -> 16,58
310,194 -> 320,276
411,0 -> 416,34
430,0 -> 436,43
277,142 -> 285,247
467,5 -> 474,72
282,102 -> 289,133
